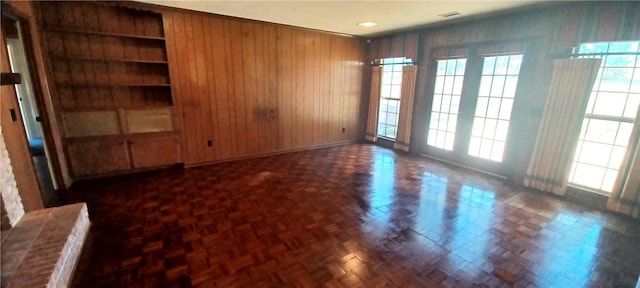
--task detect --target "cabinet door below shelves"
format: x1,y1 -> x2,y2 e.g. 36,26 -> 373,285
129,135 -> 181,169
67,140 -> 130,177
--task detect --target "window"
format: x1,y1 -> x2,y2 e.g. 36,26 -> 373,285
569,41 -> 640,193
427,58 -> 466,150
377,57 -> 406,139
468,55 -> 523,162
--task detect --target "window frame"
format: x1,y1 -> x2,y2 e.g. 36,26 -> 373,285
568,41 -> 640,194
376,57 -> 410,140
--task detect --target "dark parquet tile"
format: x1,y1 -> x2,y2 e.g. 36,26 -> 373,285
65,144 -> 640,287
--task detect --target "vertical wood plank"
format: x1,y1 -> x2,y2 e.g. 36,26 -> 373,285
303,31 -> 314,146
204,18 -> 228,159
313,31 -> 321,145
164,12 -> 186,162
368,40 -> 379,62
294,30 -> 304,148
187,14 -> 206,162
350,40 -> 364,140
56,2 -> 75,28
221,21 -> 238,157
336,37 -> 345,142
279,27 -> 293,150
391,36 -> 403,57
193,15 -> 213,161
254,24 -> 267,153
330,37 -> 339,142
213,18 -> 230,158
379,38 -> 391,59
174,12 -> 197,163
240,22 -> 259,154
405,33 -> 419,61
266,25 -> 279,151
321,33 -> 331,143
228,20 -> 248,156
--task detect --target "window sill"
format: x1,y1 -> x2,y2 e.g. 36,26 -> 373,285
375,137 -> 395,149
377,136 -> 396,142
567,184 -> 610,197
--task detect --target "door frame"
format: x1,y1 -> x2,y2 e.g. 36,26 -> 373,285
422,40 -> 533,176
2,3 -> 65,194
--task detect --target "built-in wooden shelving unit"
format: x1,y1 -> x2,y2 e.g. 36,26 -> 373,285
40,1 -> 181,178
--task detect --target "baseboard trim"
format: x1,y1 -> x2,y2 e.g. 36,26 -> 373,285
69,163 -> 184,182
184,140 -> 357,168
419,153 -> 507,180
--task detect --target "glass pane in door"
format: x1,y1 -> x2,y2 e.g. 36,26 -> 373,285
468,54 -> 523,162
427,58 -> 466,150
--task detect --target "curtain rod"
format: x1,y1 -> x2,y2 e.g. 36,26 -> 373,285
549,51 -> 639,59
574,52 -> 639,56
370,62 -> 417,66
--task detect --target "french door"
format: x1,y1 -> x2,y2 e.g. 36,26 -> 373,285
424,48 -> 525,175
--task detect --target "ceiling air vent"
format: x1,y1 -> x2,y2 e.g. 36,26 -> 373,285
438,11 -> 461,18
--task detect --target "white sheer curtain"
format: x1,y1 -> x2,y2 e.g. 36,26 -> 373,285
607,104 -> 640,219
365,66 -> 382,142
523,59 -> 601,195
394,65 -> 417,152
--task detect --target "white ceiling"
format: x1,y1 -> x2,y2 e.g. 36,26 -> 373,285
137,1 -> 547,37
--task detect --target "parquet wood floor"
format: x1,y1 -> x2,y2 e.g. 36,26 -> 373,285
66,144 -> 640,287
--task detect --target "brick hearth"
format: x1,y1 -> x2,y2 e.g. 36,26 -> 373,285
1,203 -> 90,287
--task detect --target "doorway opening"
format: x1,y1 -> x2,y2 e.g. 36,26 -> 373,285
2,14 -> 58,206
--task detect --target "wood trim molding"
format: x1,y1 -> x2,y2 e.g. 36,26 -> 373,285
1,24 -> 44,211
6,1 -> 71,189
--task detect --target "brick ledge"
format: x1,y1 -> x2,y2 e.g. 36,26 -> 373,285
1,203 -> 90,288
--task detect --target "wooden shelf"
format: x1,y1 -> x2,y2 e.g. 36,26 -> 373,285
62,105 -> 173,113
58,83 -> 171,88
45,27 -> 165,41
64,131 -> 179,144
127,131 -> 179,138
53,56 -> 168,64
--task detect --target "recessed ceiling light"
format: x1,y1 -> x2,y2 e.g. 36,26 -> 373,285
358,21 -> 378,27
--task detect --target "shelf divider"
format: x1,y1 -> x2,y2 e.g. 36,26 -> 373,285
45,27 -> 165,41
53,55 -> 168,64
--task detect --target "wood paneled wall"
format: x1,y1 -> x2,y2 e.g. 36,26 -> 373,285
367,32 -> 419,62
554,2 -> 640,51
163,11 -> 365,165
